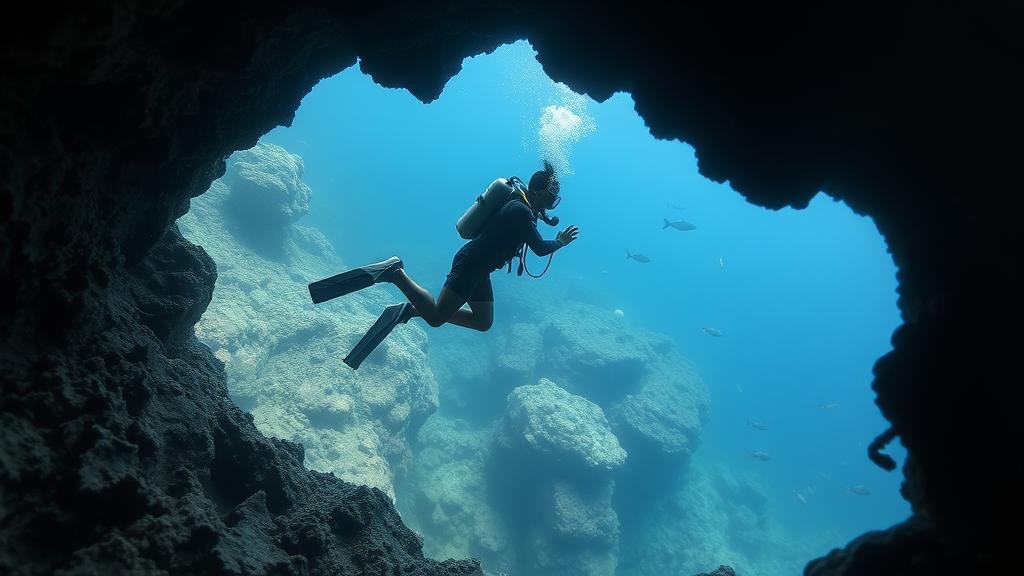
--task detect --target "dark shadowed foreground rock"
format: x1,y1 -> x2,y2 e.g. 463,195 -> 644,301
805,515 -> 975,576
0,227 -> 479,575
694,566 -> 737,576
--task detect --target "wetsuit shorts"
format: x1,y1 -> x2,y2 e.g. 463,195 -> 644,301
442,249 -> 494,302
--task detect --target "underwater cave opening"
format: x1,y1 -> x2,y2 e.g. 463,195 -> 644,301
178,39 -> 912,576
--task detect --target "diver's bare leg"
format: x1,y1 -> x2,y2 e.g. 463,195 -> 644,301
439,301 -> 493,332
389,269 -> 470,328
390,269 -> 438,319
391,269 -> 493,331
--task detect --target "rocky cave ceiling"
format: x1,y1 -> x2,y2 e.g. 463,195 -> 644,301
1,1 -> 1018,574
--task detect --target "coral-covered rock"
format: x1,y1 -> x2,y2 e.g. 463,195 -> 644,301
530,478 -> 621,576
179,159 -> 438,501
618,462 -> 823,576
548,480 -> 619,547
226,143 -> 311,230
612,356 -> 710,463
397,416 -> 512,572
542,302 -> 657,401
497,378 -> 627,472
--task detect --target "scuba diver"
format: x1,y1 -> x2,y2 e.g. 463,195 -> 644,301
308,161 -> 579,368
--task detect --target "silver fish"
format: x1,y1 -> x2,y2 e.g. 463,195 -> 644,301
663,218 -> 696,231
747,450 -> 773,461
667,202 -> 687,210
848,485 -> 872,496
747,419 -> 768,431
719,256 -> 725,269
794,490 -> 808,505
819,403 -> 840,411
626,251 -> 650,263
702,326 -> 724,337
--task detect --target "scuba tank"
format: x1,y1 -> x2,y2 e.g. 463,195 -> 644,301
455,178 -> 516,240
457,176 -> 561,278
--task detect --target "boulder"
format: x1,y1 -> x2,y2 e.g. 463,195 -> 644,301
497,378 -> 627,472
224,142 -> 312,251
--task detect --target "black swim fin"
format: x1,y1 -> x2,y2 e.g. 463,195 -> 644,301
343,303 -> 415,369
308,256 -> 402,304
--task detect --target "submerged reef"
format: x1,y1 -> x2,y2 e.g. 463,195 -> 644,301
180,144 -> 438,502
402,290 -> 811,576
178,149 -> 732,574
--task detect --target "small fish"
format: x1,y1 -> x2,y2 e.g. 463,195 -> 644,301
819,403 -> 839,411
747,450 -> 773,461
794,490 -> 808,505
848,485 -> 872,496
719,256 -> 725,270
613,309 -> 625,318
667,202 -> 687,210
817,471 -> 832,481
736,382 -> 744,393
806,486 -> 816,496
663,218 -> 696,231
747,419 -> 768,431
702,326 -> 724,337
626,251 -> 650,263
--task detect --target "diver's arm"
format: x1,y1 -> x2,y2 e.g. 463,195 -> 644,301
522,217 -> 563,256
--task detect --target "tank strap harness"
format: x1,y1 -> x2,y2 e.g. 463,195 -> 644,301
505,176 -> 554,278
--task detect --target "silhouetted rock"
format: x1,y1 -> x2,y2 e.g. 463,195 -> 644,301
0,224 -> 478,575
695,566 -> 737,576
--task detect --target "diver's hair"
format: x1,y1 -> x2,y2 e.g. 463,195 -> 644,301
528,160 -> 560,196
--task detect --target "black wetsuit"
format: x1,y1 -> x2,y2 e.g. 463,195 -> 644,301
443,199 -> 562,302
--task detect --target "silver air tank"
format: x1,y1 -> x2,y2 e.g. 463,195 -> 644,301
456,178 -> 515,240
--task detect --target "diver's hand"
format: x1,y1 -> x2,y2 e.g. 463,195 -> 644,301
557,225 -> 579,246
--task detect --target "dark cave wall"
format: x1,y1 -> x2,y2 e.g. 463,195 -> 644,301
1,1 -> 1020,574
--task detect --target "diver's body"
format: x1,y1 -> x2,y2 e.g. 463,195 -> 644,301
438,200 -> 563,309
391,163 -> 578,331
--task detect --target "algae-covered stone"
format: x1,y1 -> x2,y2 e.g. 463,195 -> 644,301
180,144 -> 438,501
498,378 -> 626,471
226,142 -> 311,229
397,416 -> 511,570
612,357 -> 709,461
549,480 -> 619,547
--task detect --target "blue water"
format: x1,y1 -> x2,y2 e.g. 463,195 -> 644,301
261,40 -> 909,571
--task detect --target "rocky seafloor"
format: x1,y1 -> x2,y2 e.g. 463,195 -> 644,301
180,142 -> 824,575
